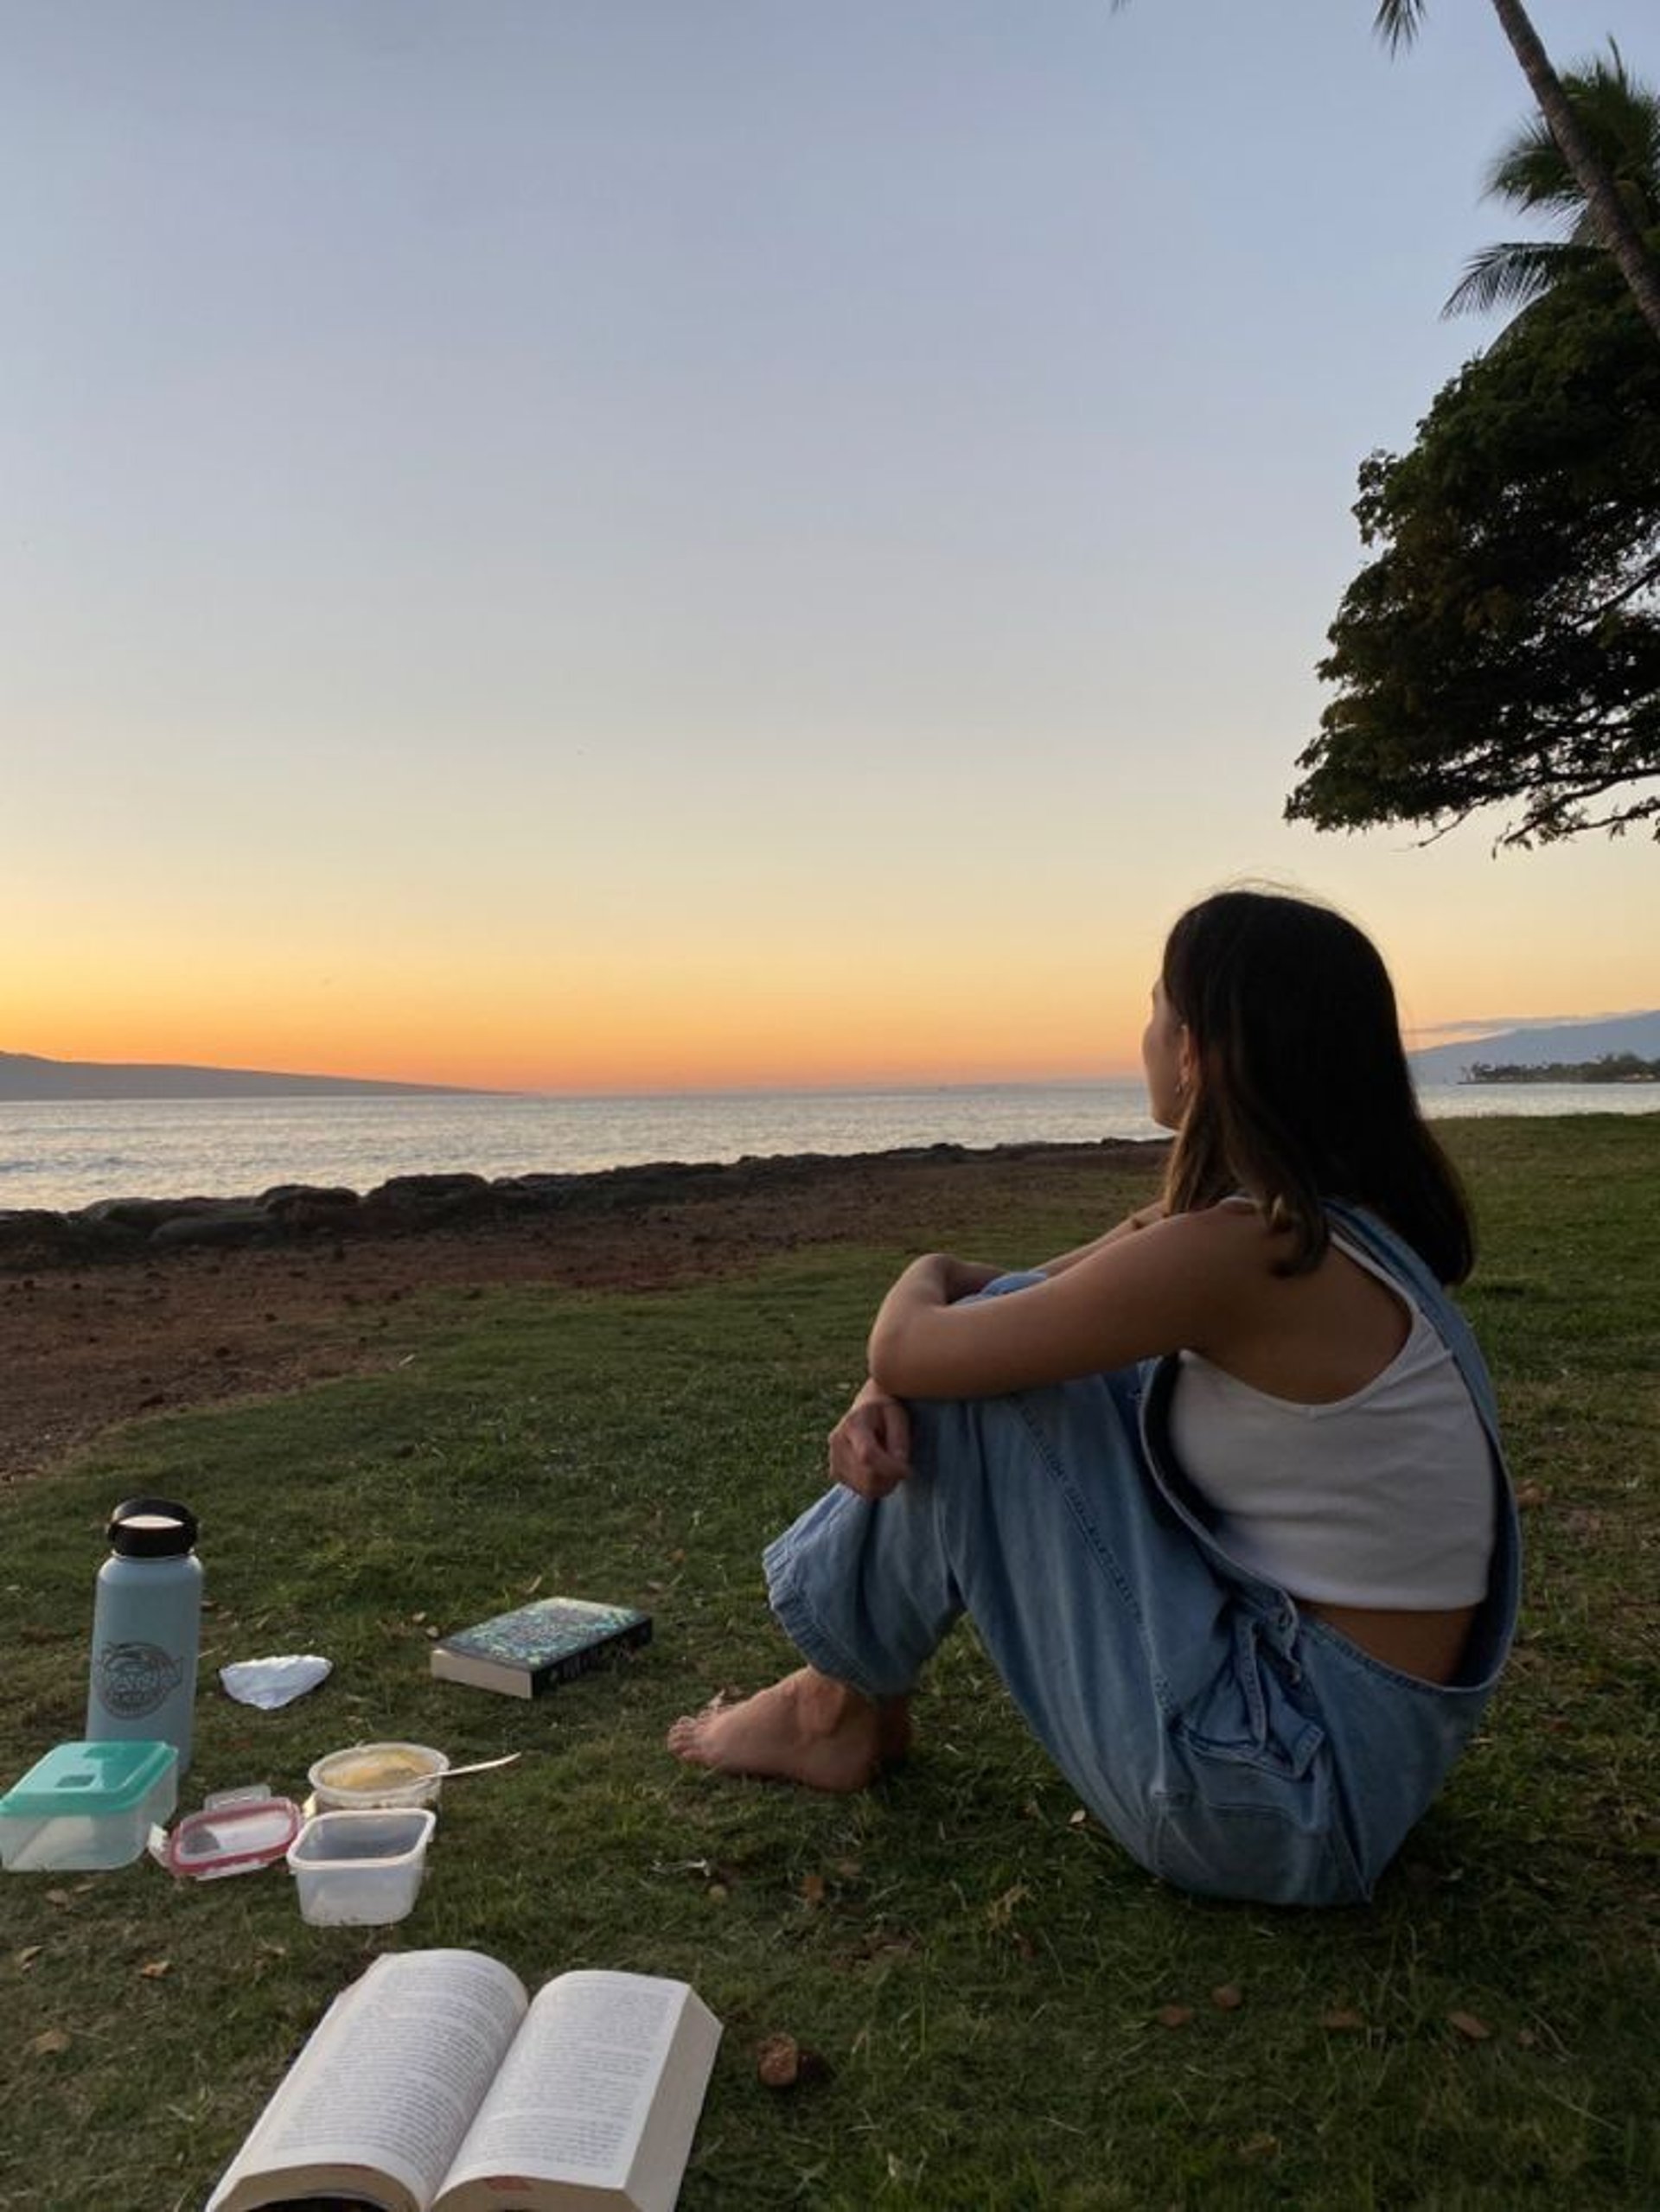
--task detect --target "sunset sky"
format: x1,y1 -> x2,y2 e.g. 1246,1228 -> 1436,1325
5,1 -> 1656,1093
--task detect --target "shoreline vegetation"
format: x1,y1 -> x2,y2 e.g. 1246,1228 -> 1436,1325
2,1112 -> 1657,2205
1462,1054 -> 1660,1084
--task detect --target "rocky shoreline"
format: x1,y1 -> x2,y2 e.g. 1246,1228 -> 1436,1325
0,1136 -> 1165,1272
0,1138 -> 1168,1483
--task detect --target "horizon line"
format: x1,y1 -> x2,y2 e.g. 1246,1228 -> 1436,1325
8,1003 -> 1657,1098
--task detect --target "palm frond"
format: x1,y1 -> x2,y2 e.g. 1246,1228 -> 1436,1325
1455,41 -> 1660,330
1371,0 -> 1428,57
1484,117 -> 1584,218
1484,47 -> 1660,226
1441,241 -> 1597,320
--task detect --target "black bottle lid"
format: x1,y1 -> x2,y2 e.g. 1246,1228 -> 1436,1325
107,1497 -> 199,1558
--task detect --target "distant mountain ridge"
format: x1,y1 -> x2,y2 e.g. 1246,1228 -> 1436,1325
0,1051 -> 493,1101
1408,1011 -> 1660,1084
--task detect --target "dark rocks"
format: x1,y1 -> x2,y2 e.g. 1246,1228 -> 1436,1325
0,1207 -> 145,1268
0,1137 -> 1162,1276
359,1173 -> 496,1232
0,1190 -> 310,1267
370,1172 -> 491,1201
150,1207 -> 271,1251
491,1173 -> 580,1203
260,1186 -> 361,1233
84,1196 -> 219,1232
1,1174 -> 521,1267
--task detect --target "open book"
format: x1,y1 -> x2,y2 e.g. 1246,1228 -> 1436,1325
207,1950 -> 721,2212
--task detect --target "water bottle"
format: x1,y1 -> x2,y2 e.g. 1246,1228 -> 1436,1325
86,1497 -> 203,1775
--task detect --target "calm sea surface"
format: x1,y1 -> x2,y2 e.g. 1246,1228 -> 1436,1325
0,1082 -> 1653,1214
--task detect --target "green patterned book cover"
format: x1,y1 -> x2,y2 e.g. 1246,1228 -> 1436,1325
430,1595 -> 653,1699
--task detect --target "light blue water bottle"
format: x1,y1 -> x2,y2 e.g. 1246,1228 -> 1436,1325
86,1498 -> 203,1776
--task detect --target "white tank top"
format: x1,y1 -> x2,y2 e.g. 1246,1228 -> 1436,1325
1166,1231 -> 1496,1608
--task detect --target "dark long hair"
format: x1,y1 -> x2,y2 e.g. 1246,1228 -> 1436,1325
1159,889 -> 1474,1284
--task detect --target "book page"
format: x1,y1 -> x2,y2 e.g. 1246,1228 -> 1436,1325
621,1988 -> 722,2212
208,1951 -> 527,2212
437,1973 -> 693,2200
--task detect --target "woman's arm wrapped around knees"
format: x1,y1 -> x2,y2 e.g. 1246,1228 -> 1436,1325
866,1212 -> 1243,1402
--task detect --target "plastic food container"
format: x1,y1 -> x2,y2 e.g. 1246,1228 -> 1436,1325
288,1806 -> 435,1925
163,1787 -> 303,1880
307,1741 -> 449,1810
0,1740 -> 179,1872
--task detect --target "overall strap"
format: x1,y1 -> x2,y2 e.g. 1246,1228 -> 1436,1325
1316,1201 -> 1523,1691
1319,1201 -> 1505,1445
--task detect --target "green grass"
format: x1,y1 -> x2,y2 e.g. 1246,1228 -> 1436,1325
2,1118 -> 1657,2210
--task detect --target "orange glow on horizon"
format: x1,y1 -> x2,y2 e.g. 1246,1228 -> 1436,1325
3,1015 -> 1144,1095
7,889 -> 1650,1097
2,928 -> 1152,1092
10,973 -> 1650,1096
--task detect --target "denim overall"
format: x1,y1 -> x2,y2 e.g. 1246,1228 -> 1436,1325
763,1204 -> 1522,1906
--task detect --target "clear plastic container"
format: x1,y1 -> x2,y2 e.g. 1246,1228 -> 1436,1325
0,1740 -> 179,1871
288,1806 -> 435,1925
164,1787 -> 303,1880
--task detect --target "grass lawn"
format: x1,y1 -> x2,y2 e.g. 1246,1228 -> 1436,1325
2,1116 -> 1657,2210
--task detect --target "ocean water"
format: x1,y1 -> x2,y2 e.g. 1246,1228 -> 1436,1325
0,1081 -> 1652,1215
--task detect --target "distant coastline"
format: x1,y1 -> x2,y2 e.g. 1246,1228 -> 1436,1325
1461,1055 -> 1660,1085
0,1050 -> 493,1102
10,1005 -> 1657,1102
1408,1010 -> 1660,1086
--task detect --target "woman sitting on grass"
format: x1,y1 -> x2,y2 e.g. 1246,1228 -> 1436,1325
668,889 -> 1520,1906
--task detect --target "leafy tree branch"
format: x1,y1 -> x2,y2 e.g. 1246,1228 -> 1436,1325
1287,268 -> 1660,847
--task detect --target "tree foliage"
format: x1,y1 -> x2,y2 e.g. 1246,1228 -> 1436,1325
1465,1054 -> 1660,1082
1287,266 -> 1660,847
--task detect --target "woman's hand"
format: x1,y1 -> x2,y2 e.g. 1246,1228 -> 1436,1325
829,1383 -> 913,1501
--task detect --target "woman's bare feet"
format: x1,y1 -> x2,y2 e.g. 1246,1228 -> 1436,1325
667,1667 -> 911,1793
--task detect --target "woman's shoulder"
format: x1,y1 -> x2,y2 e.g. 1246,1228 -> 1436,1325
1165,1195 -> 1274,1247
1146,1198 -> 1286,1287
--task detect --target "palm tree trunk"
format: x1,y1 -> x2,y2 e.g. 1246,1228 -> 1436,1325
1490,0 -> 1660,341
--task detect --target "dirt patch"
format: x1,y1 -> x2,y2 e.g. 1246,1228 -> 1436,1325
1,1143 -> 1164,1485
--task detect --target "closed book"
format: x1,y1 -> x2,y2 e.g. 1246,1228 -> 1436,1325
430,1596 -> 653,1699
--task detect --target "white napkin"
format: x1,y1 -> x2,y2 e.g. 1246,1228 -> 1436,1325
219,1654 -> 333,1709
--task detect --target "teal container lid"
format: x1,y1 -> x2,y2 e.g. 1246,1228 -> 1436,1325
0,1740 -> 177,1817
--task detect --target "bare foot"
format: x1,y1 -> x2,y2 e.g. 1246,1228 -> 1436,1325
667,1667 -> 911,1793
